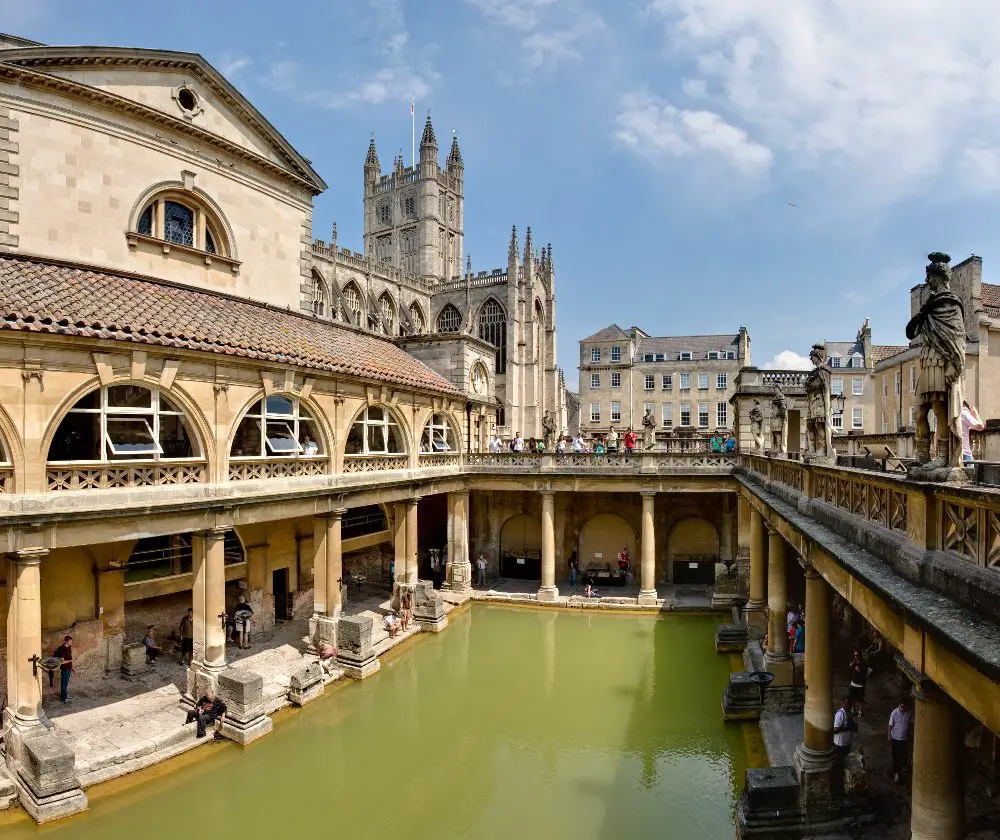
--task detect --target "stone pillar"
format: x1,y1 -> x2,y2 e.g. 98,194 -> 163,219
312,516 -> 328,616
637,490 -> 658,606
245,542 -> 270,632
911,684 -> 965,840
445,490 -> 471,593
794,567 -> 837,810
4,548 -> 88,823
393,502 -> 407,587
326,509 -> 345,622
537,489 -> 558,602
746,506 -> 767,629
188,528 -> 227,699
96,566 -> 126,674
763,524 -> 792,686
405,497 -> 420,586
5,549 -> 45,728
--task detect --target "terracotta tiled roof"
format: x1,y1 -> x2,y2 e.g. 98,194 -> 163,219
0,254 -> 460,396
983,282 -> 1000,315
873,344 -> 908,362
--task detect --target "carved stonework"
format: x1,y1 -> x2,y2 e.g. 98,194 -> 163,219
804,343 -> 833,462
541,410 -> 556,451
748,399 -> 764,453
905,252 -> 970,482
642,408 -> 656,450
769,384 -> 788,456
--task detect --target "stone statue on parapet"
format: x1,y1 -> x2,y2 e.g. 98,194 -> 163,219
905,252 -> 969,482
769,384 -> 788,456
541,410 -> 556,451
748,399 -> 764,453
804,343 -> 833,462
642,408 -> 656,450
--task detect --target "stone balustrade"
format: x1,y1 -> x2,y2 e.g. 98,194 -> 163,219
46,461 -> 208,492
342,455 -> 410,473
228,458 -> 328,482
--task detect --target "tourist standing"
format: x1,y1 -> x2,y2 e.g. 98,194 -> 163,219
724,434 -> 737,452
568,552 -> 578,587
607,426 -> 619,452
887,698 -> 912,783
488,435 -> 500,453
572,434 -> 584,454
54,635 -> 73,704
833,698 -> 857,757
792,620 -> 805,653
556,436 -> 567,454
624,427 -> 638,453
848,649 -> 868,716
512,432 -> 524,452
476,553 -> 487,587
179,607 -> 194,666
234,595 -> 254,650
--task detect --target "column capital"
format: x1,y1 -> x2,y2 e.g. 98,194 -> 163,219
639,489 -> 657,498
803,565 -> 822,580
194,527 -> 229,541
764,520 -> 779,535
895,654 -> 937,697
407,495 -> 422,507
318,507 -> 347,520
538,488 -> 556,497
6,547 -> 48,566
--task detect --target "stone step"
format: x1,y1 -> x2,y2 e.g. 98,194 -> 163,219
0,764 -> 17,811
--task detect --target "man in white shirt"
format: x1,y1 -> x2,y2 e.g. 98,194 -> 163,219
488,435 -> 500,453
959,401 -> 985,463
572,435 -> 584,453
833,698 -> 857,756
512,433 -> 524,453
476,553 -> 487,587
887,698 -> 911,782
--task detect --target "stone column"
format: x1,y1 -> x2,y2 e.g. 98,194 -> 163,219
312,516 -> 328,616
393,502 -> 407,587
763,524 -> 792,685
188,528 -> 227,698
405,497 -> 420,586
911,683 -> 965,840
5,549 -> 46,728
446,490 -> 471,593
325,509 -> 345,622
794,567 -> 837,809
537,489 -> 558,602
746,506 -> 767,629
638,490 -> 658,606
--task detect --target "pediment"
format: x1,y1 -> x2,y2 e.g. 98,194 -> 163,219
0,46 -> 325,192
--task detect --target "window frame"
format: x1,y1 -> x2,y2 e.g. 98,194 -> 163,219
662,374 -> 672,391
697,373 -> 709,390
831,378 -> 844,396
679,373 -> 691,390
130,190 -> 230,258
830,355 -> 842,368
643,374 -> 654,391
698,403 -> 710,428
680,402 -> 691,426
591,347 -> 601,363
610,346 -> 622,362
716,373 -> 728,391
590,403 -> 601,423
345,405 -> 407,457
591,373 -> 601,389
230,395 -> 324,460
852,377 -> 864,396
716,402 -> 728,428
437,303 -> 462,333
831,412 -> 844,431
852,407 -> 864,430
610,401 -> 622,423
421,413 -> 458,453
611,371 -> 622,389
661,404 -> 672,428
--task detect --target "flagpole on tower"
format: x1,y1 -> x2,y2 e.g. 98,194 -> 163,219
410,94 -> 415,168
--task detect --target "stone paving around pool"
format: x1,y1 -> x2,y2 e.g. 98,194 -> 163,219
1,579 -> 711,806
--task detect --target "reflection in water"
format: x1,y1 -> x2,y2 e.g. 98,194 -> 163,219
2,607 -> 751,840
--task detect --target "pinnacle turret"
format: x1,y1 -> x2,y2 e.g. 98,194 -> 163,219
420,112 -> 437,148
508,226 -> 519,264
365,134 -> 380,169
523,226 -> 533,264
448,131 -> 463,167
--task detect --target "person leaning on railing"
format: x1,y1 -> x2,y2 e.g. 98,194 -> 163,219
960,401 -> 985,464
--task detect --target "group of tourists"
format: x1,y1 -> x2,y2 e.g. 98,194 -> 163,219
488,428 -> 738,454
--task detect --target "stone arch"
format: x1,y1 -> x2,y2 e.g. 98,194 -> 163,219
500,513 -> 542,558
41,376 -> 215,470
343,402 -> 410,457
340,280 -> 364,326
416,407 -> 463,454
310,269 -> 331,317
436,302 -> 462,333
666,516 -> 719,585
128,179 -> 238,259
377,290 -> 397,335
226,390 -> 333,461
408,301 -> 426,334
578,512 -> 635,572
0,398 -> 23,492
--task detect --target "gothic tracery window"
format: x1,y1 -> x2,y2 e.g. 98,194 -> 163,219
409,302 -> 425,334
312,273 -> 328,317
478,298 -> 507,373
437,303 -> 461,333
378,293 -> 396,334
343,283 -> 362,325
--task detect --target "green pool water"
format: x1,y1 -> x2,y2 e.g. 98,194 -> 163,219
4,606 -> 757,839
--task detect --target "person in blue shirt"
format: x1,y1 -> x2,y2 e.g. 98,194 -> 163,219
792,620 -> 805,653
724,434 -> 737,452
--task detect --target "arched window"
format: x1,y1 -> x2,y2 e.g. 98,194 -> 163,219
312,273 -> 329,317
409,302 -> 426,334
479,298 -> 507,373
48,385 -> 200,463
230,395 -> 324,458
437,303 -> 461,333
132,190 -> 229,256
342,283 -> 362,325
346,406 -> 406,456
421,413 -> 457,453
378,293 -> 396,334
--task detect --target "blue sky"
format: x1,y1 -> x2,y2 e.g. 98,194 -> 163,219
10,0 -> 1000,389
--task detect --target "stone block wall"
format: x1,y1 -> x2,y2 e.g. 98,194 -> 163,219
0,105 -> 18,251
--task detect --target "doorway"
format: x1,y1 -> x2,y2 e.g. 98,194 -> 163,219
273,567 -> 289,622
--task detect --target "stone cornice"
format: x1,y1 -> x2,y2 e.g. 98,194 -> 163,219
0,57 -> 326,195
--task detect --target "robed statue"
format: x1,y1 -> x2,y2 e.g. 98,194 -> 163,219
541,411 -> 556,451
804,343 -> 833,460
641,408 -> 656,450
769,384 -> 788,456
748,399 -> 764,453
905,252 -> 967,476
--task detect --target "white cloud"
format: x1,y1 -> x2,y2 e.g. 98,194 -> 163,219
615,91 -> 771,174
763,350 -> 813,370
261,61 -> 298,93
217,53 -> 252,80
635,0 -> 1000,200
464,0 -> 603,76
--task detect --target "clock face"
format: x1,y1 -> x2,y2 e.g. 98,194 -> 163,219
471,365 -> 486,394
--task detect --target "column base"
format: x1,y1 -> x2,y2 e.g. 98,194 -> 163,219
763,652 -> 794,687
288,662 -> 325,706
217,669 -> 272,746
5,723 -> 88,824
637,589 -> 659,606
336,654 -> 381,680
744,599 -> 768,631
794,743 -> 840,814
415,613 -> 449,633
537,585 -> 559,603
184,664 -> 223,705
